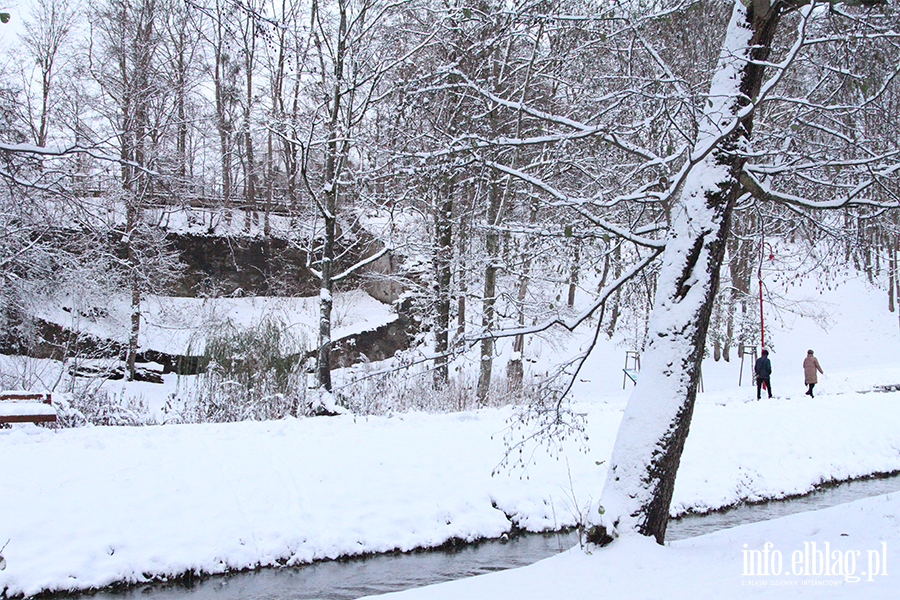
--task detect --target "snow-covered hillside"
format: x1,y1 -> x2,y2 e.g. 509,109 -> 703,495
27,289 -> 397,358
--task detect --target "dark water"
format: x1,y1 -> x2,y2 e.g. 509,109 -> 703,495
667,474 -> 900,540
66,474 -> 900,600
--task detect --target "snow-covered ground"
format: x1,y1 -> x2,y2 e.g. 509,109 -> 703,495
367,493 -> 899,599
27,289 -> 397,357
1,273 -> 899,597
2,386 -> 900,595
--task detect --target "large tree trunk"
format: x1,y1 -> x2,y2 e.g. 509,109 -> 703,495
889,236 -> 896,313
315,114 -> 340,392
433,177 -> 454,387
314,2 -> 347,393
507,198 -> 539,390
456,186 -> 473,339
590,0 -> 783,546
316,203 -> 335,391
476,175 -> 503,404
126,204 -> 140,382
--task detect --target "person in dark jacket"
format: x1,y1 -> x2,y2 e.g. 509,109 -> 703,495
803,349 -> 824,397
755,349 -> 772,400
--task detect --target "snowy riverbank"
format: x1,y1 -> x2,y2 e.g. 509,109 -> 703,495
2,273 -> 899,597
2,384 -> 900,597
366,492 -> 900,600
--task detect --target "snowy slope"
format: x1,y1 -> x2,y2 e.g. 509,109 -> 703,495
25,290 -> 396,356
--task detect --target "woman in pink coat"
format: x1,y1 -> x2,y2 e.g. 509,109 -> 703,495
804,350 -> 824,397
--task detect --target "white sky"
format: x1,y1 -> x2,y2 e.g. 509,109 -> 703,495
0,1 -> 28,47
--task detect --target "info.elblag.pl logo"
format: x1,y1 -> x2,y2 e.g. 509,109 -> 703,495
742,541 -> 889,585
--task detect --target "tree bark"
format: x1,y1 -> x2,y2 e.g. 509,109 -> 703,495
314,0 -> 347,392
212,0 -> 234,219
476,175 -> 503,404
242,14 -> 258,232
507,198 -> 539,390
591,0 -> 783,545
433,177 -> 454,387
457,193 -> 471,339
567,238 -> 581,309
889,236 -> 896,313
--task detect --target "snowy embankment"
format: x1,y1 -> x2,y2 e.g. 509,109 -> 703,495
367,493 -> 900,600
27,289 -> 397,356
2,387 -> 900,597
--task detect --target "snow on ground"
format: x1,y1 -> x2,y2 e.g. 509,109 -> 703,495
563,273 -> 900,403
26,289 -> 397,357
2,388 -> 900,597
1,269 -> 899,597
366,493 -> 900,599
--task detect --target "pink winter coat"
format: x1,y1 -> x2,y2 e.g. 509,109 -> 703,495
803,355 -> 823,384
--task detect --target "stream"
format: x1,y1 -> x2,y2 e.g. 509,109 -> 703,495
64,473 -> 900,600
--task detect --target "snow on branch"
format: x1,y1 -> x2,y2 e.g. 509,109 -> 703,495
0,142 -> 159,177
741,163 -> 900,210
483,159 -> 667,250
471,248 -> 663,343
0,166 -> 68,194
442,70 -> 663,162
331,246 -> 390,283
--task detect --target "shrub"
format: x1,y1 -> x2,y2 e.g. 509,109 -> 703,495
187,318 -> 307,422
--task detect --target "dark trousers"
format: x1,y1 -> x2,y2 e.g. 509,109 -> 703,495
757,377 -> 772,399
806,383 -> 816,397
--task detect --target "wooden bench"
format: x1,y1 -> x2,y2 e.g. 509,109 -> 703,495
0,391 -> 57,424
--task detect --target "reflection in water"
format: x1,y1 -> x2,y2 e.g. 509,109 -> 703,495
667,474 -> 900,540
74,533 -> 577,600
66,474 -> 899,600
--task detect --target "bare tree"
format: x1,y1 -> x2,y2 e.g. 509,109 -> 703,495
583,0 -> 900,545
89,0 -> 183,379
298,0 -> 426,393
237,0 -> 262,230
20,0 -> 78,147
161,0 -> 203,185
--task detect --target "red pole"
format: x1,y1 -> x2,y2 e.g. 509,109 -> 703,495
759,279 -> 765,351
759,248 -> 765,352
759,242 -> 773,352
